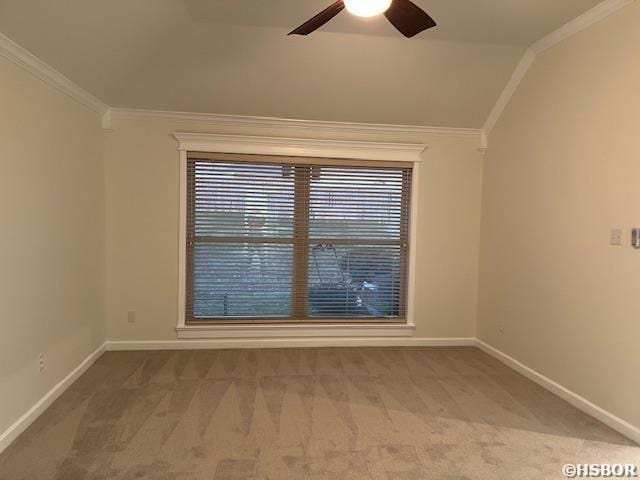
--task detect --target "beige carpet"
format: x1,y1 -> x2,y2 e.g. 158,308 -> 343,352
0,347 -> 637,479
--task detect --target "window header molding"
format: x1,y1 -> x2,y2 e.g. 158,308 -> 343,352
172,132 -> 426,163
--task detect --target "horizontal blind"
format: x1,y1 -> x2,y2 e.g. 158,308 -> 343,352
187,159 -> 295,320
303,166 -> 410,319
186,154 -> 411,323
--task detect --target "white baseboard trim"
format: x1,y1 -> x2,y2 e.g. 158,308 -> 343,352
0,343 -> 106,455
105,337 -> 476,351
475,339 -> 640,445
3,337 -> 636,456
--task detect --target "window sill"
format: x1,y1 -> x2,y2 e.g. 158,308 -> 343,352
176,323 -> 415,339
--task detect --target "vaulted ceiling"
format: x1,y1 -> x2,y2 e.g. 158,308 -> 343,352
0,0 -> 601,127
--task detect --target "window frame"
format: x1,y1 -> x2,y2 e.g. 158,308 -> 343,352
174,133 -> 424,339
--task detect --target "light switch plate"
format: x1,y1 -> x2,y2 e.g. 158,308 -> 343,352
610,228 -> 623,246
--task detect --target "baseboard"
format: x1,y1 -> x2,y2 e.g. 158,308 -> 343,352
4,337 -> 635,456
105,337 -> 476,351
0,343 -> 106,455
475,339 -> 640,445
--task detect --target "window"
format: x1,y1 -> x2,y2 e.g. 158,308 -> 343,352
185,152 -> 412,324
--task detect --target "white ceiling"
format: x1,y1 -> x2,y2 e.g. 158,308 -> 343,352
0,0 -> 602,128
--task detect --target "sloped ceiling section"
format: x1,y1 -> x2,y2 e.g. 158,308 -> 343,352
0,0 -> 601,128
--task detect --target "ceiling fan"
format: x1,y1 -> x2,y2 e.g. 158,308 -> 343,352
289,0 -> 437,38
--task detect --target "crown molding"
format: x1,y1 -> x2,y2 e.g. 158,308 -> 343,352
172,132 -> 427,163
483,0 -> 635,139
0,32 -> 108,116
482,48 -> 535,136
531,0 -> 635,54
112,108 -> 482,140
477,130 -> 489,156
101,109 -> 113,131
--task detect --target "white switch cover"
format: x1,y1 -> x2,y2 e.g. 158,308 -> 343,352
127,311 -> 136,323
610,229 -> 623,246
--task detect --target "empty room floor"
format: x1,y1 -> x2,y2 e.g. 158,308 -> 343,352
0,347 -> 637,480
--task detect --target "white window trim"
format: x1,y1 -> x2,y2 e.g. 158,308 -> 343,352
173,132 -> 425,339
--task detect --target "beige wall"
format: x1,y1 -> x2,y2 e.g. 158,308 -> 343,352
478,3 -> 640,429
0,56 -> 105,433
104,119 -> 483,341
3,0 -> 639,448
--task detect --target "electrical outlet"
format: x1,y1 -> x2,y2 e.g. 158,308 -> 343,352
127,311 -> 136,323
39,353 -> 44,372
498,323 -> 505,334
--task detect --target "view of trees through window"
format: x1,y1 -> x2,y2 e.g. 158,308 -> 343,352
186,156 -> 411,322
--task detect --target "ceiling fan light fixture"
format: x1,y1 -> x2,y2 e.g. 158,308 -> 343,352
288,0 -> 436,37
343,0 -> 393,17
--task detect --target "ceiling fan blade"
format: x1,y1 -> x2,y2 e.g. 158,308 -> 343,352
288,1 -> 345,36
384,0 -> 437,38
